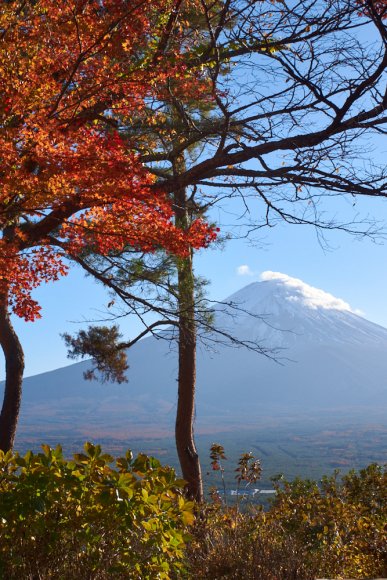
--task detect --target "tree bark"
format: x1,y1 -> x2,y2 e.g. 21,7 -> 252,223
0,291 -> 25,452
175,254 -> 203,501
174,185 -> 204,502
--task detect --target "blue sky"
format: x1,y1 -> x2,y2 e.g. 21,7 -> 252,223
3,189 -> 387,380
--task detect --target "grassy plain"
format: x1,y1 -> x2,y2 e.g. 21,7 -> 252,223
15,409 -> 387,499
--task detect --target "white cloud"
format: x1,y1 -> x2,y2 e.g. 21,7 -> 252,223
260,271 -> 362,314
237,264 -> 254,276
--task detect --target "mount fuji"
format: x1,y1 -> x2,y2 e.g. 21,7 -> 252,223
12,272 -> 387,442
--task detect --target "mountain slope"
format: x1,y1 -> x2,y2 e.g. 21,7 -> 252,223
9,272 -> 387,440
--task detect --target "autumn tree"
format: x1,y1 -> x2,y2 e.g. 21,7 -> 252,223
0,0 -> 217,452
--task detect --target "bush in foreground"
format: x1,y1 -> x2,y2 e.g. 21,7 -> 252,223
1,443 -> 385,579
0,443 -> 193,579
187,463 -> 387,579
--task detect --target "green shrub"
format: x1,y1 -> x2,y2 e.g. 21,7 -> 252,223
188,462 -> 387,579
269,464 -> 387,579
1,443 -> 385,580
0,443 -> 194,579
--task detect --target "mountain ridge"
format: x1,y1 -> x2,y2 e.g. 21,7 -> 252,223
2,273 -> 387,443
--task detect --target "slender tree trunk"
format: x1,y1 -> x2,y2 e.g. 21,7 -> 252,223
174,185 -> 204,502
0,290 -> 25,452
175,253 -> 203,501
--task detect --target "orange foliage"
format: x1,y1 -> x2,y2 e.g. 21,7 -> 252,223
0,0 -> 215,320
358,0 -> 387,18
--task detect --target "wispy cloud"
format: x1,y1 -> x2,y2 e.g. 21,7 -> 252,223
237,264 -> 254,276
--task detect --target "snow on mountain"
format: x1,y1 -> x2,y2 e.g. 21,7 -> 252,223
11,273 -> 387,441
195,273 -> 387,412
214,272 -> 387,348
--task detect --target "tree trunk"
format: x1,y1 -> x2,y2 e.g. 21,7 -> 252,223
175,254 -> 203,501
0,291 -> 25,452
174,185 -> 204,502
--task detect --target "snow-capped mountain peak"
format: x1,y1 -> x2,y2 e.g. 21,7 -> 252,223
259,272 -> 360,314
11,273 -> 387,440
217,273 -> 386,348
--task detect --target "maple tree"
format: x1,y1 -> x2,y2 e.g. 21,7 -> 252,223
0,0 -> 216,451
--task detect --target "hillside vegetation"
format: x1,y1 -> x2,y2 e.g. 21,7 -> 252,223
0,444 -> 385,579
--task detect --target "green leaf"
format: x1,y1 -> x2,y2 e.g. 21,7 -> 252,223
181,510 -> 195,526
